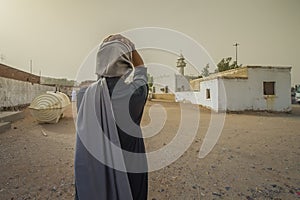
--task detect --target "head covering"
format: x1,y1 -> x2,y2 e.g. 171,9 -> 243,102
75,35 -> 148,200
96,36 -> 134,78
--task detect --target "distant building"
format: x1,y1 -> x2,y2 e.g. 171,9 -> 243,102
40,76 -> 75,87
176,66 -> 292,112
40,76 -> 76,97
152,54 -> 199,93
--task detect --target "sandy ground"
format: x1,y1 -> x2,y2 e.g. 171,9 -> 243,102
0,101 -> 299,200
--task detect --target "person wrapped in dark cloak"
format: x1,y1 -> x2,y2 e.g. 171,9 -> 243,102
75,34 -> 148,200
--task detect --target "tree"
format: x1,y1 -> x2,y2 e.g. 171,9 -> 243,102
216,57 -> 242,72
201,63 -> 210,77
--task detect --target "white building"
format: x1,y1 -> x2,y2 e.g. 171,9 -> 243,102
151,54 -> 193,93
152,73 -> 192,93
175,66 -> 292,112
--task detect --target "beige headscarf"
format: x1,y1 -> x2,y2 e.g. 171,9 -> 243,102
96,34 -> 135,78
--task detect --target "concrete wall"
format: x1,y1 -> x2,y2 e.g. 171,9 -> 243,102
250,67 -> 290,111
153,73 -> 193,93
223,68 -> 291,112
152,93 -> 175,101
153,73 -> 176,93
222,78 -> 251,111
0,77 -> 55,108
217,79 -> 227,112
198,79 -> 219,110
176,67 -> 291,112
175,74 -> 191,92
175,78 -> 220,111
175,91 -> 199,104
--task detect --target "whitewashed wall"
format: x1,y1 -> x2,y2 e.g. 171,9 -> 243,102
175,91 -> 199,104
217,79 -> 227,112
0,77 -> 55,108
248,67 -> 291,111
221,67 -> 291,112
176,67 -> 291,112
153,73 -> 193,93
153,73 -> 176,93
175,74 -> 191,91
222,78 -> 250,111
175,79 -> 220,111
199,79 -> 219,110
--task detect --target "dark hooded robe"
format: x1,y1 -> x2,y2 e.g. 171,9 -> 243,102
74,40 -> 148,200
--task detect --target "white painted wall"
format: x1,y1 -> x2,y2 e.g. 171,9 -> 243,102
175,74 -> 191,91
198,79 -> 219,110
222,78 -> 251,111
153,73 -> 191,93
223,67 -> 291,112
175,79 -> 220,111
175,91 -> 199,104
0,77 -> 55,108
248,67 -> 291,111
153,73 -> 176,93
217,79 -> 227,112
176,67 -> 291,112
220,67 -> 291,112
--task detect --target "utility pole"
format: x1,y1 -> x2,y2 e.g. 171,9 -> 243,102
233,43 -> 239,66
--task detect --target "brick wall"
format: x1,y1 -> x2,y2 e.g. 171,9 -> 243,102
0,63 -> 40,84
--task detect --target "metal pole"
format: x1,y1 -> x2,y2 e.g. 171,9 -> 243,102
235,44 -> 237,65
233,43 -> 239,66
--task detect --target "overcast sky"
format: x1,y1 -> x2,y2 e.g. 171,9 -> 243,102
0,0 -> 299,85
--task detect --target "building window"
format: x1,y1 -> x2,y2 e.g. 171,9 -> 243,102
263,82 -> 275,95
206,89 -> 211,99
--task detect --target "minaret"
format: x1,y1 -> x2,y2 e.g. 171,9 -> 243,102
176,53 -> 187,76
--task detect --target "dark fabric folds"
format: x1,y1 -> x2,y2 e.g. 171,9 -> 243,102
75,67 -> 148,200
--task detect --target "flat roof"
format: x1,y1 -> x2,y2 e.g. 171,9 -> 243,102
191,65 -> 291,83
246,65 -> 292,70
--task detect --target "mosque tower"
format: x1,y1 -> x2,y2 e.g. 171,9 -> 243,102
176,53 -> 187,76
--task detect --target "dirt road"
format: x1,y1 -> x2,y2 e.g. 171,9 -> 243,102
0,101 -> 299,199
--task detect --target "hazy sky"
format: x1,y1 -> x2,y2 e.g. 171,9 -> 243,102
0,0 -> 299,85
